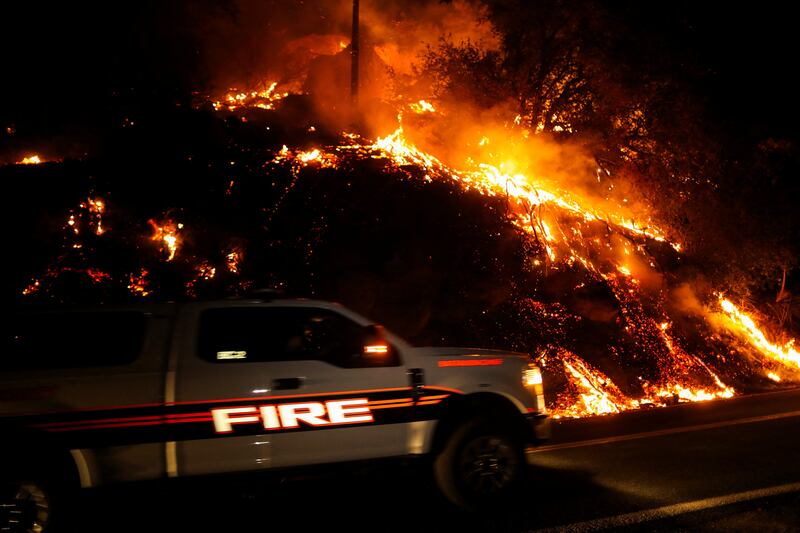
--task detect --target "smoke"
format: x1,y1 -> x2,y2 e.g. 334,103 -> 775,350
669,282 -> 707,316
190,0 -> 494,89
186,1 -> 347,90
362,0 -> 498,76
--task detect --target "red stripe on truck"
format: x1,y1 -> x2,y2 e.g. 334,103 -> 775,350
438,358 -> 504,368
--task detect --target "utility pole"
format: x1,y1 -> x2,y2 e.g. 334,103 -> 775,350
351,0 -> 360,103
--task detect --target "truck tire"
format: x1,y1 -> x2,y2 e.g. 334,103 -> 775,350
433,418 -> 524,510
1,456 -> 73,533
1,478 -> 54,533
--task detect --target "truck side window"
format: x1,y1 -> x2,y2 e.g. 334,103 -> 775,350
197,307 -> 399,367
3,311 -> 147,370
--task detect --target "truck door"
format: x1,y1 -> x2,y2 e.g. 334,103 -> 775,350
171,302 -> 274,476
253,305 -> 412,468
184,304 -> 414,471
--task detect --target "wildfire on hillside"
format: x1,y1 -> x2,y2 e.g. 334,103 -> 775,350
12,1 -> 800,419
22,111 -> 798,418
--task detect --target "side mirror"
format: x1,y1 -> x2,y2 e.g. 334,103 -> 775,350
362,324 -> 390,357
336,324 -> 398,368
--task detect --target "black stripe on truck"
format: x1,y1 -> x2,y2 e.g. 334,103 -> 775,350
3,387 -> 460,448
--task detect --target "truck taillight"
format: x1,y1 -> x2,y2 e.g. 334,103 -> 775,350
523,366 -> 542,387
523,364 -> 545,406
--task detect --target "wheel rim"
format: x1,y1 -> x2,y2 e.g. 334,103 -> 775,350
1,482 -> 51,533
458,435 -> 519,495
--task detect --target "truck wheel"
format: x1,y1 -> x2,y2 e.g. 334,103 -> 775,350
1,478 -> 53,533
434,418 -> 524,510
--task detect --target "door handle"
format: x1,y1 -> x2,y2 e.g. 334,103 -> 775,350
273,377 -> 303,390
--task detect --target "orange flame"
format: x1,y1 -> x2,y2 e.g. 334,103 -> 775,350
76,197 -> 106,236
549,349 -> 638,419
409,100 -> 436,114
211,81 -> 290,112
298,148 -> 322,163
716,296 -> 800,369
128,269 -> 151,297
226,250 -> 242,274
370,126 -> 675,253
149,219 -> 183,261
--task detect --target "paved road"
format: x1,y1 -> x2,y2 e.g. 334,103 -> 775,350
80,388 -> 800,532
525,387 -> 800,532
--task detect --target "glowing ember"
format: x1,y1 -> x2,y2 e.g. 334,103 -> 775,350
86,269 -> 111,283
650,384 -> 734,403
767,372 -> 782,382
87,198 -> 105,235
211,81 -> 290,112
128,269 -> 151,297
197,262 -> 216,281
22,268 -> 111,296
275,146 -> 338,177
63,197 -> 108,237
22,280 -> 41,296
226,250 -> 242,274
73,197 -> 107,236
186,261 -> 218,296
149,219 -> 183,261
67,215 -> 78,235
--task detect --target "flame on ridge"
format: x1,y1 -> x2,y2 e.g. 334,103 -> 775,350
369,125 -> 674,250
17,155 -> 43,165
716,296 -> 800,371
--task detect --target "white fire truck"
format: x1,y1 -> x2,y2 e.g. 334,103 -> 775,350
1,296 -> 549,530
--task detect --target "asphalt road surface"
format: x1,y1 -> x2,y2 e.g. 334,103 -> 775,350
78,388 -> 800,532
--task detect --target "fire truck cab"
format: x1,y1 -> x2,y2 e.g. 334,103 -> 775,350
1,297 -> 549,529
